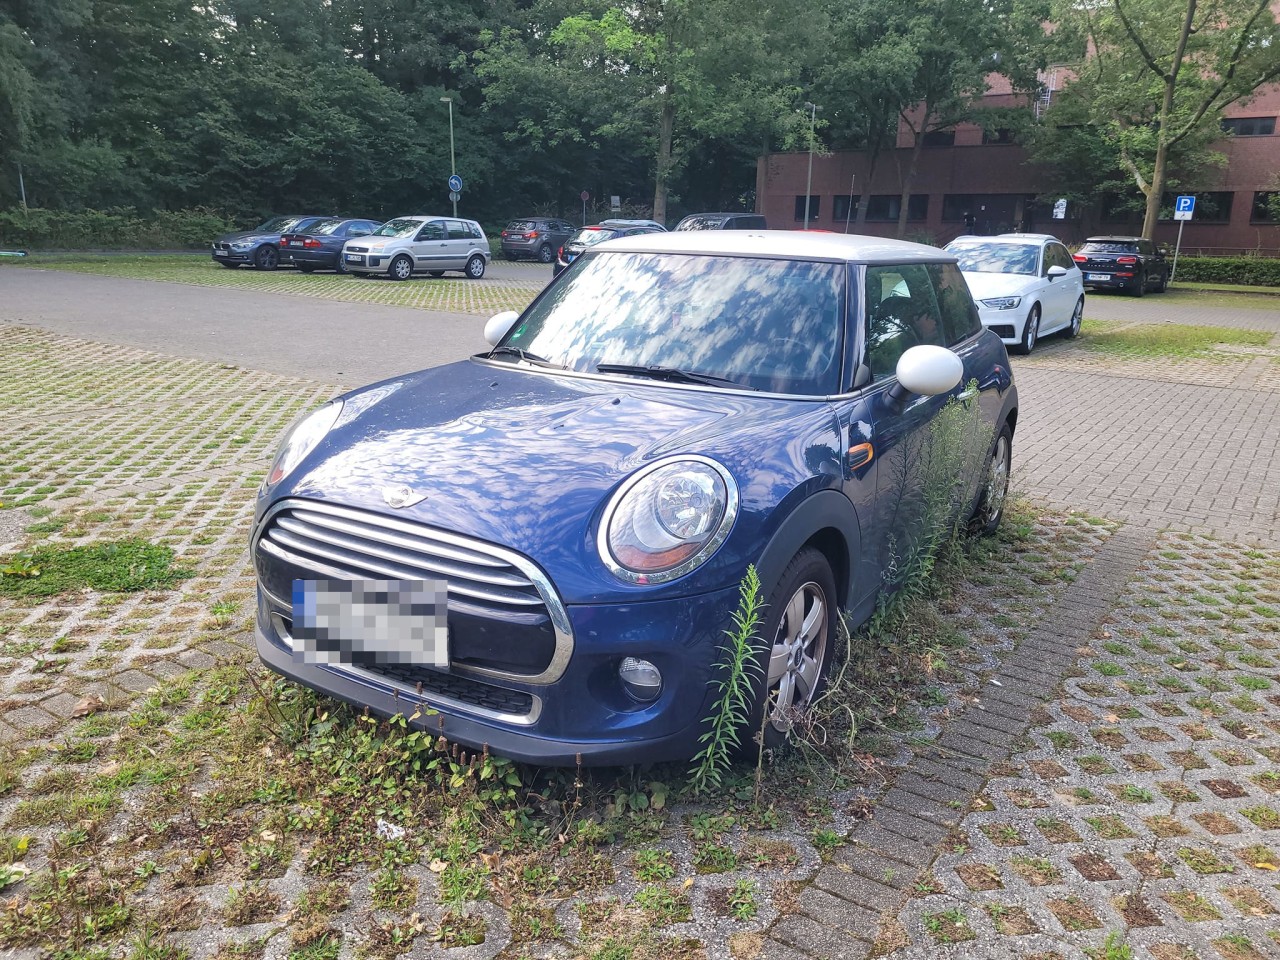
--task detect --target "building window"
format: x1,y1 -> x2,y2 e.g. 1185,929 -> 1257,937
942,195 -> 977,221
982,127 -> 1015,144
794,195 -> 820,221
832,194 -> 860,224
1101,193 -> 1144,223
1158,191 -> 1233,222
1252,192 -> 1280,222
922,129 -> 956,147
865,194 -> 928,221
1221,116 -> 1276,136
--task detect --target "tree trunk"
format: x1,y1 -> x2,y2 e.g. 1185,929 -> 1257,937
653,91 -> 674,223
896,125 -> 925,239
1141,140 -> 1167,239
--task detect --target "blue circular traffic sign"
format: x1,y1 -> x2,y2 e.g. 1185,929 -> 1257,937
448,174 -> 463,193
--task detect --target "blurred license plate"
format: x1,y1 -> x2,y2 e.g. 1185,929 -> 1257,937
291,579 -> 449,667
345,254 -> 361,262
1086,273 -> 1109,281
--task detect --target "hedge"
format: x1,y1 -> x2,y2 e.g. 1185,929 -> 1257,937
0,207 -> 241,250
1171,255 -> 1280,287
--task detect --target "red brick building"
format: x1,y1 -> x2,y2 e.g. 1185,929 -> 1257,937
756,79 -> 1280,255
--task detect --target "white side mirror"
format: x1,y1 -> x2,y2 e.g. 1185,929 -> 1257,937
484,310 -> 520,346
895,345 -> 963,397
1047,265 -> 1068,278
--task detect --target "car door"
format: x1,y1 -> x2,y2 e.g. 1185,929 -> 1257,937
1142,240 -> 1166,286
444,220 -> 476,268
837,263 -> 958,586
412,220 -> 449,271
1041,242 -> 1079,332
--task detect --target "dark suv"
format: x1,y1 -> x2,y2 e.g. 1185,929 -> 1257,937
1073,236 -> 1169,296
553,220 -> 666,276
500,218 -> 576,263
674,212 -> 769,231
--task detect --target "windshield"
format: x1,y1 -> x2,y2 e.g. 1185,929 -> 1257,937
374,218 -> 424,238
675,216 -> 728,231
305,218 -> 344,236
498,252 -> 845,395
1081,241 -> 1138,254
505,221 -> 536,232
945,241 -> 1039,276
255,216 -> 312,233
568,228 -> 617,247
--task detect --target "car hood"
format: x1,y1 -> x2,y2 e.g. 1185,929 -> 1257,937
275,359 -> 839,600
962,271 -> 1041,301
217,230 -> 278,244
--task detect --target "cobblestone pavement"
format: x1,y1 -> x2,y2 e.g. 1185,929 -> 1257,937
3,280 -> 1280,960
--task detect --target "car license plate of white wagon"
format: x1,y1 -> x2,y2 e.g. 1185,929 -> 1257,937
291,579 -> 449,667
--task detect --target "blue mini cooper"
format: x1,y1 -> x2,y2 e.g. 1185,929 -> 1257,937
251,232 -> 1017,765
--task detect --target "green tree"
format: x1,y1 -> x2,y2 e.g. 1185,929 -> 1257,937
861,0 -> 1048,238
1061,0 -> 1280,239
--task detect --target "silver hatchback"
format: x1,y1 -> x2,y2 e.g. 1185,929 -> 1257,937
342,216 -> 491,280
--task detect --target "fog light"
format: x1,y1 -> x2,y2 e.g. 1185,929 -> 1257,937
619,657 -> 662,702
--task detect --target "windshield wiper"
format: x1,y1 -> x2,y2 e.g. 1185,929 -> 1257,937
596,363 -> 755,390
486,345 -> 564,369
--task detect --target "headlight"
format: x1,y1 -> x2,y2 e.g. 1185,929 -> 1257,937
980,296 -> 1022,310
598,457 -> 738,584
231,241 -> 253,251
263,401 -> 342,490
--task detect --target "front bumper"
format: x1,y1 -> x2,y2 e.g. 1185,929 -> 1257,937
212,248 -> 255,265
254,582 -> 739,765
343,251 -> 390,274
976,308 -> 1023,345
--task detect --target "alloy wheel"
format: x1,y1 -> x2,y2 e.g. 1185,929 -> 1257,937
765,580 -> 829,733
983,432 -> 1011,529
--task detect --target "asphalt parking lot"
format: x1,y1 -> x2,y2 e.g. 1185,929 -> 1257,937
2,266 -> 1279,960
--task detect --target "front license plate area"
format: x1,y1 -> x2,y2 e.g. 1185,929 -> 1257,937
292,579 -> 449,667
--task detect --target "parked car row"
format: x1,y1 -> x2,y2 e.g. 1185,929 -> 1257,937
212,214 -> 492,279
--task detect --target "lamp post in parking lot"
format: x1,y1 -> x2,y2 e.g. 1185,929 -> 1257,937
803,102 -> 819,231
441,96 -> 457,217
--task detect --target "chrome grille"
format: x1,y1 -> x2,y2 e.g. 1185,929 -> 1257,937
348,245 -> 369,253
258,500 -> 547,611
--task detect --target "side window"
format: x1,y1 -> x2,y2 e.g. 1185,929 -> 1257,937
353,221 -> 375,236
864,264 -> 946,382
928,263 -> 981,346
469,222 -> 484,240
416,221 -> 445,241
1053,244 -> 1074,269
446,220 -> 472,240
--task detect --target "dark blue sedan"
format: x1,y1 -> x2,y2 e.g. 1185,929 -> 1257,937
280,218 -> 383,274
211,215 -> 328,270
251,232 -> 1017,765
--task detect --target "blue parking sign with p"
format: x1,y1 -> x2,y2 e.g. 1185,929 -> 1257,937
1175,195 -> 1195,219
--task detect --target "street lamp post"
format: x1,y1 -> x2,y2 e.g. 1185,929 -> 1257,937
803,101 -> 818,231
440,95 -> 457,217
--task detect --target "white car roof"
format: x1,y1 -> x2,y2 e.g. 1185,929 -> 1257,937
948,234 -> 1048,247
593,230 -> 955,264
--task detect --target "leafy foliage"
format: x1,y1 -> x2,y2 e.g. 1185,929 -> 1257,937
689,565 -> 765,794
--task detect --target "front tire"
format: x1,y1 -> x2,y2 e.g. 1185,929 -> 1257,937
1065,296 -> 1083,339
253,246 -> 279,271
972,424 -> 1012,536
389,255 -> 414,281
466,255 -> 486,279
748,548 -> 837,753
1014,304 -> 1040,355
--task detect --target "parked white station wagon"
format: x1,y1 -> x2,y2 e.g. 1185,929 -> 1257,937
343,215 -> 491,280
943,233 -> 1085,355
